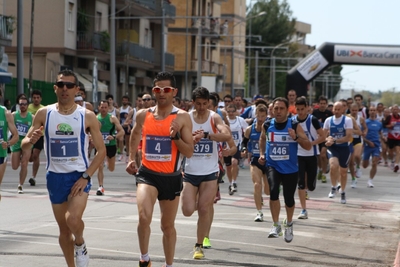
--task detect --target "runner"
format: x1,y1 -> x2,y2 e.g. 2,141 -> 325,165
259,97 -> 311,242
384,104 -> 400,172
118,95 -> 132,162
323,101 -> 353,204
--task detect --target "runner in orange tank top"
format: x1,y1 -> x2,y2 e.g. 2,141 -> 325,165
126,72 -> 193,267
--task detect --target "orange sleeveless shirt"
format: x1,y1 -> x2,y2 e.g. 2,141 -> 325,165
141,108 -> 181,174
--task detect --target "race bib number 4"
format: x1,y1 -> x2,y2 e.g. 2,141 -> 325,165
251,140 -> 260,154
145,135 -> 172,162
269,143 -> 289,161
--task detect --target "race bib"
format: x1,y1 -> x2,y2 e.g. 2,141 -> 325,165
251,140 -> 259,154
50,138 -> 79,158
16,122 -> 29,136
102,132 -> 110,144
145,135 -> 172,162
269,143 -> 289,161
194,139 -> 213,154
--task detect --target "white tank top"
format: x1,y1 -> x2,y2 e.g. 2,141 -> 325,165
353,115 -> 361,138
44,104 -> 89,173
185,110 -> 219,175
296,114 -> 320,156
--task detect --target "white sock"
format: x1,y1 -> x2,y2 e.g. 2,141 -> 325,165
140,253 -> 150,262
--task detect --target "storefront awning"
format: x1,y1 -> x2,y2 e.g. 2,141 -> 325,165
76,73 -> 108,93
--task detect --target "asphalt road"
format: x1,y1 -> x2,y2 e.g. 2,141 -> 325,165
0,155 -> 399,267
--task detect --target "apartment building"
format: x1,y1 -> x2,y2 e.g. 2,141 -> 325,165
0,0 -> 14,94
168,0 -> 235,100
4,0 -> 176,105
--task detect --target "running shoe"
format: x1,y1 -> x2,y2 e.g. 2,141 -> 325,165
283,218 -> 294,243
351,179 -> 357,188
203,237 -> 212,249
96,186 -> 105,196
394,165 -> 399,173
233,183 -> 237,192
367,180 -> 374,188
328,187 -> 336,198
268,224 -> 282,238
355,167 -> 362,178
118,154 -> 123,161
254,213 -> 264,222
17,185 -> 23,194
317,171 -> 322,180
305,190 -> 309,200
340,192 -> 346,204
139,259 -> 151,267
321,174 -> 327,183
228,185 -> 234,195
298,209 -> 308,219
75,242 -> 89,267
28,177 -> 36,186
193,246 -> 204,259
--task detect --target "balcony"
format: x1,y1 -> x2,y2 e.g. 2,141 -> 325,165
154,52 -> 175,70
155,2 -> 176,23
117,41 -> 155,63
77,32 -> 110,52
0,15 -> 14,47
134,0 -> 156,10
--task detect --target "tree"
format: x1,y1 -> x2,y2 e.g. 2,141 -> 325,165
246,0 -> 296,97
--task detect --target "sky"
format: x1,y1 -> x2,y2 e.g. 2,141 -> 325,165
247,0 -> 400,93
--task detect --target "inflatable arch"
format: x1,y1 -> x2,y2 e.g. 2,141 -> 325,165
286,42 -> 400,98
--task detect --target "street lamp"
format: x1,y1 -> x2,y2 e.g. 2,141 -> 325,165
230,11 -> 266,96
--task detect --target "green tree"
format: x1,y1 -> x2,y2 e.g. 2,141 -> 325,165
246,0 -> 296,97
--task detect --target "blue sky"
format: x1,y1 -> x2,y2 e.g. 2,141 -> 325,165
247,0 -> 400,93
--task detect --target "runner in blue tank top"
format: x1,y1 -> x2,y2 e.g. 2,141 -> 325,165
259,97 -> 311,243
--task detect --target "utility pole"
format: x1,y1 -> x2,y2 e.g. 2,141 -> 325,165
29,0 -> 35,98
17,0 -> 23,95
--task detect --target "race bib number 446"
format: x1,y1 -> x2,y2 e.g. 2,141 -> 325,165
269,143 -> 290,161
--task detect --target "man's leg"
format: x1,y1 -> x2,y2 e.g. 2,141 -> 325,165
181,182 -> 199,217
159,197 -> 180,266
196,180 -> 218,244
251,165 -> 264,212
31,148 -> 41,179
19,149 -> 31,186
136,184 -> 157,260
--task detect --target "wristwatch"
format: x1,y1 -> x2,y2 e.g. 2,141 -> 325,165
82,172 -> 91,180
170,132 -> 181,140
203,131 -> 209,139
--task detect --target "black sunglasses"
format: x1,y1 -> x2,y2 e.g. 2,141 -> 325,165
56,81 -> 76,89
142,98 -> 152,101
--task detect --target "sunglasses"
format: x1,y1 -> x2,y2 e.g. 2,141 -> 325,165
153,86 -> 174,93
56,81 -> 76,89
224,100 -> 231,103
142,98 -> 151,101
19,103 -> 28,106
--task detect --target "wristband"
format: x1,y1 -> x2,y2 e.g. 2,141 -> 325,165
294,134 -> 299,141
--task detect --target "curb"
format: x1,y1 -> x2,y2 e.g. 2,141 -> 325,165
394,242 -> 400,267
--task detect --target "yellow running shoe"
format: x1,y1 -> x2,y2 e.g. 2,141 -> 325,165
193,246 -> 204,259
203,237 -> 212,249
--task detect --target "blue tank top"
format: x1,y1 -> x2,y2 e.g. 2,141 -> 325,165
248,123 -> 261,157
329,116 -> 347,147
266,119 -> 298,174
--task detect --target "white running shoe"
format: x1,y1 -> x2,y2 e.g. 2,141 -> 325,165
118,154 -> 123,161
75,243 -> 89,267
17,185 -> 23,194
254,213 -> 264,222
328,187 -> 336,198
340,192 -> 346,204
283,219 -> 294,243
268,224 -> 282,238
367,180 -> 374,188
298,209 -> 308,219
355,168 -> 362,178
351,179 -> 357,188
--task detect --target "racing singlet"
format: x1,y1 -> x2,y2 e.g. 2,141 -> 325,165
98,113 -> 116,146
248,123 -> 261,157
329,116 -> 348,147
11,111 -> 33,151
266,119 -> 298,174
388,115 -> 400,140
44,104 -> 89,173
0,106 -> 8,157
352,115 -> 361,139
141,106 -> 182,174
120,105 -> 131,125
295,114 -> 319,156
185,110 -> 218,175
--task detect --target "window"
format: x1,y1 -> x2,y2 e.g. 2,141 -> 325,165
68,3 -> 74,31
96,11 -> 102,32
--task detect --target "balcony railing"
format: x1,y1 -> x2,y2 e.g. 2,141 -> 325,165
0,15 -> 14,45
134,0 -> 156,11
164,3 -> 176,17
165,52 -> 175,66
117,41 -> 154,63
77,32 -> 110,52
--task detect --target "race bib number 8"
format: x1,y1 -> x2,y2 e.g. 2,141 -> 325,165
269,143 -> 289,161
145,135 -> 172,161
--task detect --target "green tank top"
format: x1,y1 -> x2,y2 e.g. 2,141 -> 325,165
98,113 -> 116,146
11,111 -> 33,152
0,106 -> 8,157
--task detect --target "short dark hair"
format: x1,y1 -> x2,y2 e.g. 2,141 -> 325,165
273,97 -> 288,108
254,99 -> 267,107
122,95 -> 130,100
57,69 -> 78,84
31,90 -> 42,97
153,71 -> 176,88
106,94 -> 114,100
19,96 -> 28,103
347,97 -> 353,101
209,92 -> 220,103
295,96 -> 308,107
173,96 -> 181,105
192,86 -> 210,101
209,94 -> 218,107
256,104 -> 268,114
79,87 -> 86,93
100,99 -> 109,106
318,95 -> 328,103
137,93 -> 144,99
354,94 -> 363,100
223,94 -> 233,101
